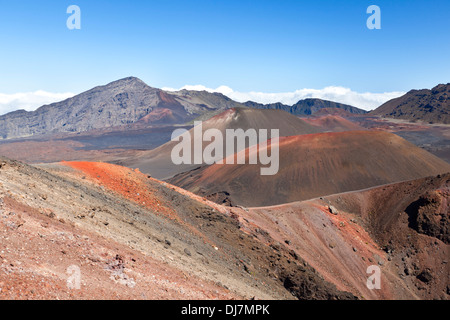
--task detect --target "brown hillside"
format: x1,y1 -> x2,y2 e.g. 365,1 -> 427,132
0,157 -> 355,300
301,115 -> 366,132
239,173 -> 449,300
370,83 -> 450,124
119,107 -> 321,180
169,131 -> 450,207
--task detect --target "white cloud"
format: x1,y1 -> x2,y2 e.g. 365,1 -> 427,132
163,85 -> 405,111
0,91 -> 75,116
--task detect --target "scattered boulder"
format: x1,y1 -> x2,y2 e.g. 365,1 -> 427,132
373,254 -> 384,266
417,270 -> 433,283
328,206 -> 339,215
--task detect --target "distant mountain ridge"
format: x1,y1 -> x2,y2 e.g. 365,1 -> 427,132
0,77 -> 365,140
370,83 -> 450,124
0,77 -> 244,140
244,98 -> 367,115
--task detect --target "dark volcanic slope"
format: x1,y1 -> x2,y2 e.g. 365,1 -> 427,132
118,107 -> 322,180
371,83 -> 450,124
244,98 -> 367,116
169,131 -> 450,207
242,173 -> 450,300
324,173 -> 449,300
0,77 -> 245,140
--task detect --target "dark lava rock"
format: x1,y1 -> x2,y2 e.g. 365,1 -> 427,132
417,270 -> 433,283
406,191 -> 449,244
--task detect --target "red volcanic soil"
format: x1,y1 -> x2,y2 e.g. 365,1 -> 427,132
301,115 -> 366,132
2,156 -> 446,300
62,161 -> 182,221
122,107 -> 322,180
61,161 -> 229,247
169,130 -> 450,207
139,108 -> 176,124
208,108 -> 236,121
62,161 -> 231,219
63,161 -> 359,299
201,107 -> 320,135
2,157 -> 359,300
158,91 -> 180,105
0,196 -> 235,300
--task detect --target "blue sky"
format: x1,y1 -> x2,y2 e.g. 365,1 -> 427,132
0,0 -> 449,112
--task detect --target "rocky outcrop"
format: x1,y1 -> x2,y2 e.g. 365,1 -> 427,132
371,83 -> 450,124
244,98 -> 367,116
406,187 -> 449,244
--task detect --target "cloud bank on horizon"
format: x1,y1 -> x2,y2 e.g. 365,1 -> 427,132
163,85 -> 405,111
0,85 -> 405,116
0,91 -> 75,116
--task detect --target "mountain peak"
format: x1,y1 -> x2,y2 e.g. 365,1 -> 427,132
104,76 -> 152,88
371,83 -> 450,124
0,77 -> 244,139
